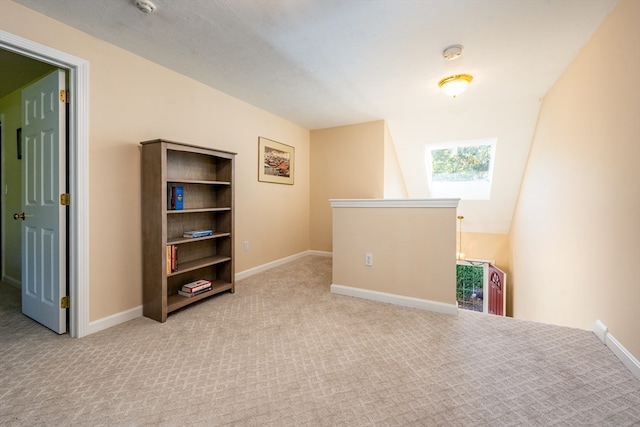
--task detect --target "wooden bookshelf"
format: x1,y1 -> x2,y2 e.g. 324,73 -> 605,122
141,139 -> 235,322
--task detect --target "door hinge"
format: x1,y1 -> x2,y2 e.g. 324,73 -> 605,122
61,296 -> 69,309
60,90 -> 68,103
60,193 -> 70,206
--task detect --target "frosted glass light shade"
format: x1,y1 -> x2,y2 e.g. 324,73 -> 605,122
438,74 -> 473,97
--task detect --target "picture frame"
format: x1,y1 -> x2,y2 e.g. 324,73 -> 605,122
17,128 -> 22,160
258,137 -> 294,185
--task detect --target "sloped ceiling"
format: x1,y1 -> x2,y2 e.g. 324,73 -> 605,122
0,49 -> 56,98
8,0 -> 618,233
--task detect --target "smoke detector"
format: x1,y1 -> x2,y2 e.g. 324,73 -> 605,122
443,45 -> 464,61
135,0 -> 156,13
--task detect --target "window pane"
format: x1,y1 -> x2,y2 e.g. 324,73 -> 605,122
426,139 -> 496,200
432,145 -> 491,182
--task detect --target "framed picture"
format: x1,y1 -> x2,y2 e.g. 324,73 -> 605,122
258,137 -> 294,185
17,128 -> 22,160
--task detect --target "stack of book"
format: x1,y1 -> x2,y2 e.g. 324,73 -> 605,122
177,279 -> 212,297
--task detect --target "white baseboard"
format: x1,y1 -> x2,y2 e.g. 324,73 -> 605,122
235,249 -> 331,281
330,284 -> 459,316
590,319 -> 640,380
590,319 -> 608,343
306,250 -> 332,258
88,305 -> 143,336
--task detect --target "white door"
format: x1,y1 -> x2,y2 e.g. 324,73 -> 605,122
20,69 -> 67,334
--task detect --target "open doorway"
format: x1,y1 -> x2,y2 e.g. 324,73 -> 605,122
1,51 -> 66,332
456,260 -> 507,316
456,262 -> 484,312
0,49 -> 57,287
0,30 -> 89,337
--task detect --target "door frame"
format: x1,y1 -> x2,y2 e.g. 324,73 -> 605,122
0,30 -> 89,338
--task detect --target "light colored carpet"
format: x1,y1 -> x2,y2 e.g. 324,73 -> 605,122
1,256 -> 639,426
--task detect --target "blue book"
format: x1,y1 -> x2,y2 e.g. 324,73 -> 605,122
174,186 -> 183,210
183,230 -> 213,238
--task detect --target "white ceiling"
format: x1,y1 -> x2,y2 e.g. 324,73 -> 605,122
10,0 -> 618,233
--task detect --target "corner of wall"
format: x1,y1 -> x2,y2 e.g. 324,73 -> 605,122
590,319 -> 640,381
383,122 -> 408,198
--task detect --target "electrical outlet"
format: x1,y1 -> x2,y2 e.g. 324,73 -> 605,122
243,241 -> 249,251
365,253 -> 373,266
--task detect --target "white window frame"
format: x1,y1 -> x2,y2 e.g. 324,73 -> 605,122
425,138 -> 497,200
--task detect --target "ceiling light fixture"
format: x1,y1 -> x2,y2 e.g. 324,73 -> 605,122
439,74 -> 473,98
438,45 -> 473,98
135,0 -> 156,13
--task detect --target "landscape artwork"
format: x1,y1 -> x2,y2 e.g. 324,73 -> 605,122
258,137 -> 294,185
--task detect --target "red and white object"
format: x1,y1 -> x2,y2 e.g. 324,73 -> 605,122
181,279 -> 212,294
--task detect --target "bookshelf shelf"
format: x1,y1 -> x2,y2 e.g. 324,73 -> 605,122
167,280 -> 234,312
141,139 -> 236,322
167,207 -> 231,214
167,179 -> 231,186
167,232 -> 231,245
168,255 -> 232,276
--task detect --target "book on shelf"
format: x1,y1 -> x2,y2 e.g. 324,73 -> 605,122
182,279 -> 212,293
179,279 -> 212,297
166,244 -> 178,274
178,287 -> 211,298
168,185 -> 184,210
182,282 -> 211,294
183,230 -> 213,238
166,246 -> 171,275
174,186 -> 183,210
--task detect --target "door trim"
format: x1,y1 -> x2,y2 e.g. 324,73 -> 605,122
0,30 -> 89,338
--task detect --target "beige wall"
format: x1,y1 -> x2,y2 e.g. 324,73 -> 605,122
0,88 -> 22,284
309,121 -> 385,252
510,0 -> 640,359
1,1 -> 310,321
383,122 -> 408,199
459,232 -> 510,270
332,203 -> 456,305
